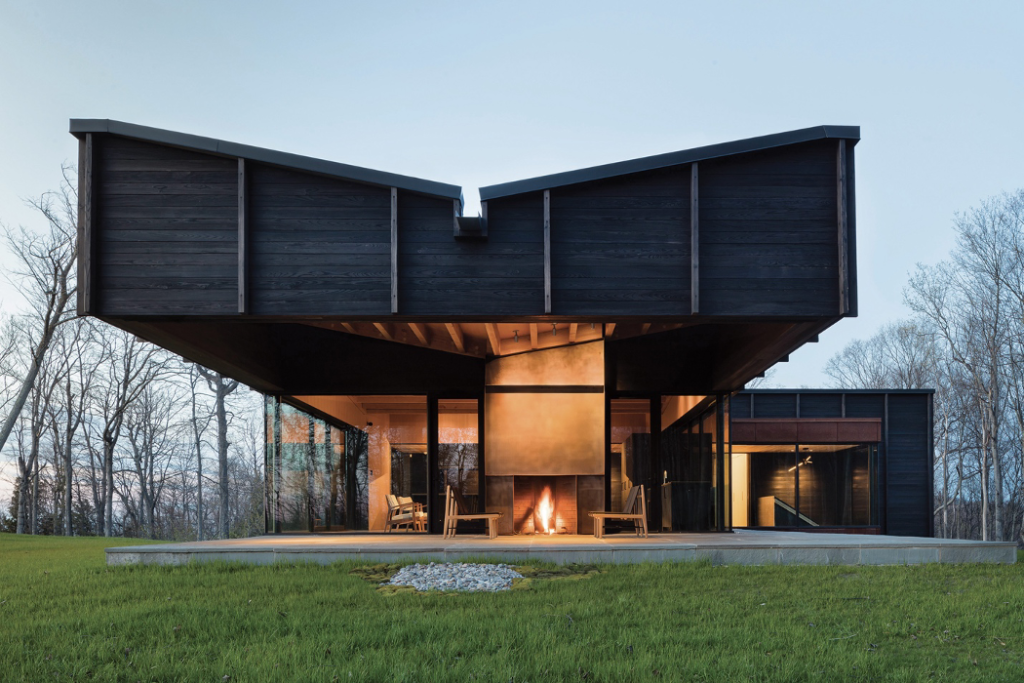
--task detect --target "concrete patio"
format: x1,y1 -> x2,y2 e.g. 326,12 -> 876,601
106,530 -> 1017,567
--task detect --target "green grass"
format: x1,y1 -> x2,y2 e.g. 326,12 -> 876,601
0,536 -> 1021,682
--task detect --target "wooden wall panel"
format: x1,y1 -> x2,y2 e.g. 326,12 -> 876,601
548,167 -> 691,315
885,394 -> 932,536
699,140 -> 839,316
751,393 -> 797,418
799,393 -> 843,418
95,136 -> 238,314
398,192 -> 543,315
248,163 -> 391,315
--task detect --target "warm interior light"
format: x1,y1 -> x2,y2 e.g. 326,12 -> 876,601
537,485 -> 554,534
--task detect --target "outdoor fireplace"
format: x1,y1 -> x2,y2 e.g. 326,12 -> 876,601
485,474 -> 603,535
513,476 -> 577,534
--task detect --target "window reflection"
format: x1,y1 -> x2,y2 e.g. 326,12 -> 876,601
731,443 -> 877,528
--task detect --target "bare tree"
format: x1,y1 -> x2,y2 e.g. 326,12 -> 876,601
196,367 -> 239,538
0,169 -> 78,457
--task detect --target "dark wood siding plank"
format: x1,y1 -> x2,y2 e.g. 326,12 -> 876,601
95,136 -> 238,315
248,162 -> 391,316
699,140 -> 840,317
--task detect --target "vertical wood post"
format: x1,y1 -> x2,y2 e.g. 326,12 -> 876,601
237,158 -> 248,314
690,163 -> 699,315
427,394 -> 440,533
391,187 -> 398,314
837,140 -> 849,315
78,133 -> 95,315
543,190 -> 551,314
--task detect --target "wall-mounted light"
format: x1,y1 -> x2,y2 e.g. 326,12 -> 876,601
552,323 -> 557,337
513,329 -> 519,343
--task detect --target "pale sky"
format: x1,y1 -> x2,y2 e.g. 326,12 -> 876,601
1,0 -> 1023,387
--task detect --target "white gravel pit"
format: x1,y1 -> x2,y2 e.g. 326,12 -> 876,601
387,562 -> 523,592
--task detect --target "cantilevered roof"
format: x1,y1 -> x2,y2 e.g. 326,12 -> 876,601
69,119 -> 464,201
479,125 -> 860,200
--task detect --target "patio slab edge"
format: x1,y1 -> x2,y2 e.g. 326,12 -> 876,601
105,540 -> 1016,567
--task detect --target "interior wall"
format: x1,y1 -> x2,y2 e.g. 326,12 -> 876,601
292,395 -> 367,428
366,413 -> 392,531
661,395 -> 706,429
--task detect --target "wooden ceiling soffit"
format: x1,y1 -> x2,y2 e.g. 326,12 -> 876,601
711,319 -> 839,391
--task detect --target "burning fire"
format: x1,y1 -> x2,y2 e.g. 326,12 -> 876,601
537,486 -> 555,535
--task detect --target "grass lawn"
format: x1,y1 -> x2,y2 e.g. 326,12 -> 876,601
0,535 -> 1021,682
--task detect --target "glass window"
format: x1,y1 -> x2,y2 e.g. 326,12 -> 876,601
732,443 -> 877,528
660,398 -> 716,531
438,399 -> 480,515
796,444 -> 876,526
610,399 -> 651,513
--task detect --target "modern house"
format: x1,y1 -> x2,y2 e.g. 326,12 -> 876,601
70,119 -> 934,538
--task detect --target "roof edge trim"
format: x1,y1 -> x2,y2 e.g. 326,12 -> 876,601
69,119 -> 463,200
479,125 -> 860,200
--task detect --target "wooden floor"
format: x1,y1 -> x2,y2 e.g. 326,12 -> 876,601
106,530 -> 1016,567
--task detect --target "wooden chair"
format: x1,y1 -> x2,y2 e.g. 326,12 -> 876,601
443,485 -> 501,539
385,494 -> 426,532
589,485 -> 648,538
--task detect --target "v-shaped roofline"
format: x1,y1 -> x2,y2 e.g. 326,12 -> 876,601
479,125 -> 860,200
70,119 -> 858,205
69,118 -> 465,201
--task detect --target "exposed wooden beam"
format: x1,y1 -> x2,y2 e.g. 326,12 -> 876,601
543,190 -> 551,314
341,323 -> 357,334
391,187 -> 398,314
78,133 -> 93,316
569,323 -> 578,343
237,158 -> 248,314
690,162 -> 699,315
373,322 -> 393,341
640,323 -> 651,335
408,322 -> 430,346
837,141 -> 850,315
445,323 -> 465,352
605,323 -> 617,337
484,323 -> 501,355
529,323 -> 539,349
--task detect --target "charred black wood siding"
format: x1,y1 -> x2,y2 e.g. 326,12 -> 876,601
699,141 -> 839,316
733,391 -> 934,536
95,137 -> 238,315
548,167 -> 691,315
248,163 -> 391,316
885,394 -> 932,537
398,193 -> 543,315
83,127 -> 855,320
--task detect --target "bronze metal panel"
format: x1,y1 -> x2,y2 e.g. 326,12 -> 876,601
753,421 -> 798,443
837,420 -> 881,442
798,421 -> 838,443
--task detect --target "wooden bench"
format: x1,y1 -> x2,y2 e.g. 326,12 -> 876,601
443,485 -> 501,539
589,485 -> 648,538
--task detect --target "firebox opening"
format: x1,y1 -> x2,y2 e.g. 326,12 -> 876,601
512,476 -> 578,535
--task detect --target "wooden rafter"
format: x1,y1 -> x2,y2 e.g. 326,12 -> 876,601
569,323 -> 578,342
605,323 -> 617,337
641,323 -> 651,335
407,322 -> 430,346
529,323 -> 539,349
445,323 -> 465,353
484,323 -> 501,356
341,322 -> 356,334
373,322 -> 393,341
